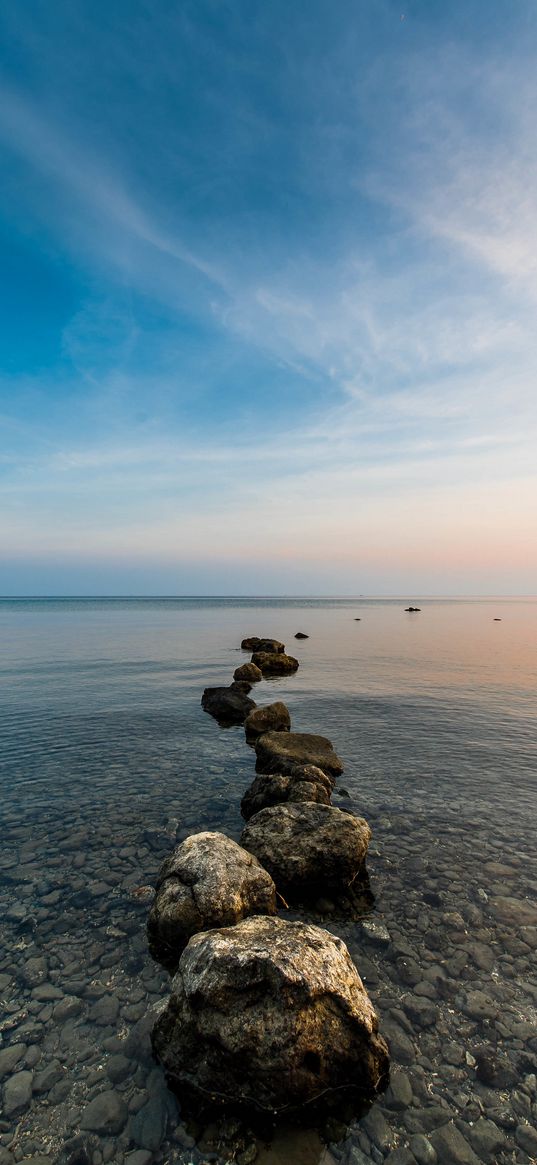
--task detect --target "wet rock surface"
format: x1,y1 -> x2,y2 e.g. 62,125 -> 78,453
241,637 -> 285,653
240,765 -> 333,820
152,916 -> 389,1112
254,729 -> 344,776
201,685 -> 256,726
147,832 -> 277,971
244,701 -> 291,741
241,803 -> 371,897
251,651 -> 299,676
233,662 -> 263,683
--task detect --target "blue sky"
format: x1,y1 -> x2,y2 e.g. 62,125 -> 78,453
1,0 -> 536,594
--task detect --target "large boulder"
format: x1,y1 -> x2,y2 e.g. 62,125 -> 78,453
251,652 -> 299,676
241,766 -> 333,821
255,730 -> 343,777
152,916 -> 389,1113
241,637 -> 285,653
147,833 -> 276,971
201,685 -> 256,726
241,803 -> 371,897
233,662 -> 263,683
244,701 -> 291,742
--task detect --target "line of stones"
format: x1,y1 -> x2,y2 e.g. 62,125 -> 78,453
146,633 -> 390,1117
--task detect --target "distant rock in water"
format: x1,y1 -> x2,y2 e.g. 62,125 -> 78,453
294,632 -> 309,639
241,637 -> 285,653
244,701 -> 291,742
201,685 -> 256,726
251,651 -> 299,676
254,730 -> 343,777
404,606 -> 421,612
240,765 -> 333,821
241,803 -> 371,898
493,618 -> 502,622
151,915 -> 389,1114
147,832 -> 276,972
233,662 -> 263,683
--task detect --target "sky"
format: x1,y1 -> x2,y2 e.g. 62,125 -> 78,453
1,0 -> 536,595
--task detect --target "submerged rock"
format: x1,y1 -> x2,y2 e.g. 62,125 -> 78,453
241,766 -> 333,821
241,803 -> 371,897
233,662 -> 263,683
152,915 -> 389,1113
254,730 -> 344,777
201,685 -> 256,726
244,701 -> 291,741
251,651 -> 299,676
241,637 -> 285,653
147,832 -> 276,971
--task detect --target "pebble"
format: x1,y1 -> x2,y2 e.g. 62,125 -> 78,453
429,1121 -> 481,1165
408,1134 -> 437,1164
79,1091 -> 128,1135
3,1070 -> 34,1116
0,1045 -> 26,1078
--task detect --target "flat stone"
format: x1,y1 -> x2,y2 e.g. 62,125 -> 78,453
255,731 -> 343,777
429,1121 -> 481,1165
89,995 -> 120,1025
33,1060 -> 64,1093
408,1134 -> 437,1165
385,1068 -> 413,1110
516,1122 -> 537,1156
3,1070 -> 34,1116
129,1094 -> 168,1151
0,1043 -> 26,1078
489,896 -> 537,927
80,1090 -> 128,1134
361,1106 -> 396,1151
467,1118 -> 505,1158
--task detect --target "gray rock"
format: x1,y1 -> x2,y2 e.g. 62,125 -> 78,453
429,1121 -> 481,1165
234,662 -> 263,683
89,994 -> 120,1025
515,1122 -> 537,1156
240,766 -> 333,821
408,1135 -> 437,1165
489,896 -> 537,926
0,1043 -> 26,1078
254,730 -> 343,777
32,1060 -> 64,1093
467,1118 -> 505,1158
244,702 -> 291,741
148,832 -> 277,971
80,1090 -> 128,1134
152,915 -> 389,1112
241,803 -> 370,898
130,1094 -> 168,1151
384,1151 -> 417,1165
21,956 -> 48,987
201,685 -> 256,726
361,1106 -> 395,1151
361,919 -> 391,947
125,1153 -> 153,1165
106,1053 -> 132,1083
251,651 -> 299,676
385,1068 -> 413,1110
3,1069 -> 33,1115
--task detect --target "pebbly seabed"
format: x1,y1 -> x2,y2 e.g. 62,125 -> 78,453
1,597 -> 537,1164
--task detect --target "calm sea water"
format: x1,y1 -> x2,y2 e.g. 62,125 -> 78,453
1,597 -> 536,1165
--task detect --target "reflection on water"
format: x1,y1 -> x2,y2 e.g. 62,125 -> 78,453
0,597 -> 536,1165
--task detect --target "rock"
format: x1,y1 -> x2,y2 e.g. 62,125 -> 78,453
56,1135 -> 92,1165
241,803 -> 371,898
33,1060 -> 64,1093
3,1070 -> 33,1115
125,1153 -> 153,1165
294,632 -> 309,639
467,1118 -> 505,1159
201,685 -> 256,727
384,1151 -> 416,1165
0,1043 -> 26,1078
241,767 -> 333,821
148,832 -> 277,970
245,702 -> 291,741
89,994 -> 120,1025
408,1135 -> 437,1164
474,1045 -> 517,1088
251,652 -> 299,676
516,1122 -> 537,1156
234,663 -> 263,683
241,637 -> 285,653
489,896 -> 537,927
361,1106 -> 396,1151
404,607 -> 421,612
80,1090 -> 128,1135
385,1068 -> 413,1110
361,919 -> 391,947
429,1121 -> 481,1165
130,1094 -> 168,1151
106,1054 -> 132,1084
254,731 -> 344,777
152,916 -> 388,1113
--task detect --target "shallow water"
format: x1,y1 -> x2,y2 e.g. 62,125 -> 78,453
1,597 -> 536,1165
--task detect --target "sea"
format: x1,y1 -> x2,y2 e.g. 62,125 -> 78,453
1,596 -> 536,1165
